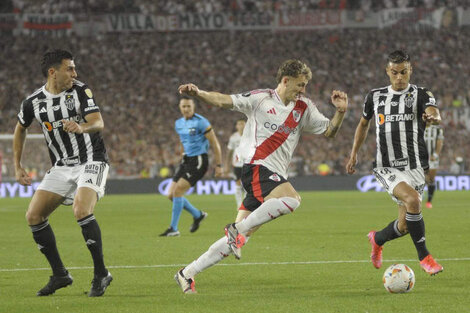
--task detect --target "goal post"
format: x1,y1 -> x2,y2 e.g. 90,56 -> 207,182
0,133 -> 48,181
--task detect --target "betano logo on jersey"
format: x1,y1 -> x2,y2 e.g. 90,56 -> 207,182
43,115 -> 81,132
377,113 -> 415,125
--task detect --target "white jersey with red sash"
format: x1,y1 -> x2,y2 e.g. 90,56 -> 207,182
230,89 -> 330,179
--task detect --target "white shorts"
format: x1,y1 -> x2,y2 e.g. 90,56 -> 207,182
37,161 -> 109,205
373,167 -> 425,205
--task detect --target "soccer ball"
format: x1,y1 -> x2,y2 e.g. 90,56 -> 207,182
382,263 -> 415,293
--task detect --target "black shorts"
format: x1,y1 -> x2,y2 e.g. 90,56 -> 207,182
233,166 -> 242,181
240,164 -> 287,212
173,153 -> 209,186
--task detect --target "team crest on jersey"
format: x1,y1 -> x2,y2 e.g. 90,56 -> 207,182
292,109 -> 302,122
404,93 -> 414,108
65,95 -> 75,110
269,173 -> 281,182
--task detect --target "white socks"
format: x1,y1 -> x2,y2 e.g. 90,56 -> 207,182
235,197 -> 300,234
183,237 -> 230,278
183,236 -> 251,278
234,185 -> 245,209
181,196 -> 301,279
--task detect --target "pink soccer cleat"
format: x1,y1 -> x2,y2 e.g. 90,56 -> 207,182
367,231 -> 383,269
425,202 -> 433,209
420,254 -> 443,275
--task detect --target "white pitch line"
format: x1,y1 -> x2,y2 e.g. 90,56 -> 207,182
1,258 -> 469,273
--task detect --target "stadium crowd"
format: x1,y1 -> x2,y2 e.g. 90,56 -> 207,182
1,0 -> 468,14
1,26 -> 469,179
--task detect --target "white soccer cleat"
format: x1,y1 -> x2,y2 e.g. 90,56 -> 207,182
174,269 -> 196,294
225,223 -> 246,260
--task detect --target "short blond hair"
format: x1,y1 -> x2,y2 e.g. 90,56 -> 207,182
276,59 -> 312,83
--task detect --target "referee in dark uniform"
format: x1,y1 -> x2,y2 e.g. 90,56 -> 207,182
159,98 -> 223,237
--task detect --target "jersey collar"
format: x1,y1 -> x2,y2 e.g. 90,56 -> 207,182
42,85 -> 67,98
388,84 -> 411,95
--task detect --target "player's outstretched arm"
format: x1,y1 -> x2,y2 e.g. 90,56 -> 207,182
178,83 -> 233,109
324,90 -> 348,138
346,117 -> 371,174
13,122 -> 32,186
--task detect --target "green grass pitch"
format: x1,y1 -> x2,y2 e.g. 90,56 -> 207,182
1,190 -> 469,313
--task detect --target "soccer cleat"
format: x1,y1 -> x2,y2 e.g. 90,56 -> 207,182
420,254 -> 443,276
225,223 -> 246,260
89,271 -> 113,297
159,227 -> 180,237
190,211 -> 208,233
425,202 -> 433,209
174,269 -> 196,294
36,272 -> 73,296
367,231 -> 383,269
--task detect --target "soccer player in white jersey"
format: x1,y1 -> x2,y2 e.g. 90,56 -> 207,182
424,123 -> 444,209
174,59 -> 348,293
225,118 -> 246,209
14,50 -> 112,297
346,50 -> 443,275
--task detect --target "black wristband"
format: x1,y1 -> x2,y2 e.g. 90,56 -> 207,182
216,164 -> 222,167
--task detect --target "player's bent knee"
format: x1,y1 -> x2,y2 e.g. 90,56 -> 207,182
25,209 -> 43,225
279,196 -> 300,214
72,201 -> 93,220
404,196 -> 421,213
173,187 -> 187,198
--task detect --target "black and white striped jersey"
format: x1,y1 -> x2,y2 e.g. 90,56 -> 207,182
17,80 -> 108,166
424,125 -> 444,156
362,84 -> 437,170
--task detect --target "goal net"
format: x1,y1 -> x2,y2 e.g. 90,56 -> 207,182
0,133 -> 50,182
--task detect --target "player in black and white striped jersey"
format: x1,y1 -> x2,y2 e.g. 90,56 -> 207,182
423,124 -> 444,209
13,50 -> 112,297
346,50 -> 443,276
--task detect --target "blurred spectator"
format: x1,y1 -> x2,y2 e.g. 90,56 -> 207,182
317,163 -> 331,176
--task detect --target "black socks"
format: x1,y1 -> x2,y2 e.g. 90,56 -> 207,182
30,220 -> 67,276
78,214 -> 108,277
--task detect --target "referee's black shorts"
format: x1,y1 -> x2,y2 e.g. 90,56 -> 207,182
240,164 -> 287,212
173,153 -> 209,186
